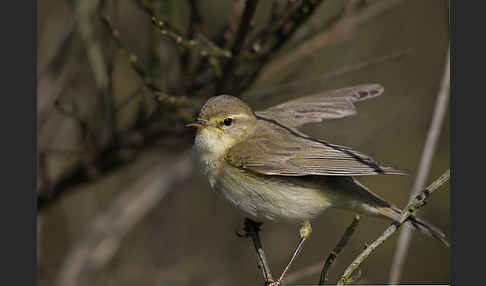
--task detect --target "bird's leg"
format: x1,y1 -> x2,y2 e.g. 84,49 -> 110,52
270,221 -> 312,286
238,218 -> 274,284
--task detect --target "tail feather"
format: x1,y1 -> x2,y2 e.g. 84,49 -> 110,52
372,205 -> 449,247
408,215 -> 450,247
386,206 -> 449,247
351,178 -> 449,247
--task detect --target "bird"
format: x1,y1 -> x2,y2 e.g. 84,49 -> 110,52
187,84 -> 448,284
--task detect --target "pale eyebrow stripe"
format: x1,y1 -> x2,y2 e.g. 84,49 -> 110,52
210,113 -> 252,121
231,114 -> 252,119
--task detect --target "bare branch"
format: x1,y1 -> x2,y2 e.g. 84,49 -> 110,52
139,1 -> 231,59
283,261 -> 322,285
279,215 -> 360,285
217,0 -> 259,94
388,45 -> 450,284
237,0 -> 326,93
256,0 -> 405,83
244,215 -> 361,285
101,15 -> 158,90
240,218 -> 274,284
230,0 -> 246,35
180,0 -> 203,72
72,0 -> 116,142
319,215 -> 361,285
337,169 -> 451,285
101,15 -> 195,111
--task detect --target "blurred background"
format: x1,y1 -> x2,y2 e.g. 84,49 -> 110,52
37,0 -> 450,285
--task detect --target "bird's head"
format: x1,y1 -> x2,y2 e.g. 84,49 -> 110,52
187,95 -> 257,156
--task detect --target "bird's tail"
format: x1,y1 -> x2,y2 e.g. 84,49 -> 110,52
378,205 -> 449,247
407,214 -> 450,247
351,178 -> 449,247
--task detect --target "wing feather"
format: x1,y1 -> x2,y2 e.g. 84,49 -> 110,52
254,84 -> 384,128
225,118 -> 406,177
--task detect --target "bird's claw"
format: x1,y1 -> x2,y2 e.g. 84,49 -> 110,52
236,218 -> 263,238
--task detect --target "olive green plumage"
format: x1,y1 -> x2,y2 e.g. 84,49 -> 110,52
188,84 -> 448,246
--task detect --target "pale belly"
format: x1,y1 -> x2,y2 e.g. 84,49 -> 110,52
193,140 -> 379,222
211,162 -> 335,222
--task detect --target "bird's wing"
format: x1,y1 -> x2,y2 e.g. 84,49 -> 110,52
254,84 -> 384,128
225,118 -> 406,177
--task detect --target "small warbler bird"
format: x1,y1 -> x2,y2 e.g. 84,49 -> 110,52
188,84 -> 448,283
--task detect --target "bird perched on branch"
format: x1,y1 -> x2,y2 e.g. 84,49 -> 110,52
187,84 -> 448,285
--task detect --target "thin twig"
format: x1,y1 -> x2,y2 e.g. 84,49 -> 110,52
283,215 -> 361,285
246,0 -> 297,51
72,0 -> 116,142
187,0 -> 202,40
101,15 -> 192,110
138,1 -> 231,59
276,236 -> 307,285
217,0 -> 259,94
180,0 -> 203,73
38,58 -> 79,131
151,17 -> 231,58
256,0 -> 405,83
246,215 -> 360,285
229,0 -> 246,36
101,14 -> 162,92
337,169 -> 450,285
241,218 -> 274,283
388,45 -> 450,284
237,0 -> 326,93
284,261 -> 322,285
319,215 -> 361,285
54,100 -> 98,154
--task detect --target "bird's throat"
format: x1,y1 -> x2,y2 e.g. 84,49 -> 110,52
193,128 -> 235,186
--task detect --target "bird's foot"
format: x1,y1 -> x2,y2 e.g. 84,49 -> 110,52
236,218 -> 262,238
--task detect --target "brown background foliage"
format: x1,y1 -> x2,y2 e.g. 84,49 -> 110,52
37,0 -> 449,285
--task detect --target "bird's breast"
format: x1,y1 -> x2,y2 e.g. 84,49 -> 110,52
192,130 -> 336,222
211,162 -> 334,222
192,130 -> 228,187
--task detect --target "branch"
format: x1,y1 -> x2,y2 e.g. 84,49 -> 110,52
319,215 -> 361,285
283,261 -> 322,285
246,0 -> 298,52
337,169 -> 451,285
138,1 -> 231,59
279,215 -> 361,285
37,124 -> 195,211
243,215 -> 361,285
240,218 -> 274,284
255,0 -> 405,83
101,15 -> 159,91
217,0 -> 259,94
180,0 -> 203,72
388,45 -> 450,284
53,100 -> 99,155
72,0 -> 116,142
101,15 -> 195,112
256,0 -> 325,57
187,0 -> 202,40
237,0 -> 325,93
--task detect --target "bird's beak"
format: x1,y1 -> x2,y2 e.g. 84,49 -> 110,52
186,119 -> 209,129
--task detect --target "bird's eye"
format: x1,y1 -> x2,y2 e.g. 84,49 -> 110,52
223,118 -> 233,126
